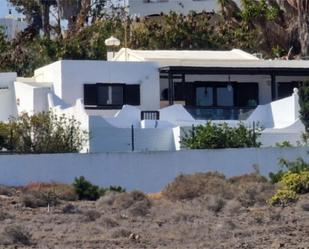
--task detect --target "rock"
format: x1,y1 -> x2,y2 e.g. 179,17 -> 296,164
271,239 -> 285,249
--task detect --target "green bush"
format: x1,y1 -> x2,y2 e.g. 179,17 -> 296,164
280,171 -> 309,194
108,186 -> 126,193
0,111 -> 87,153
181,122 -> 261,149
268,189 -> 298,206
275,141 -> 293,148
269,158 -> 309,207
73,176 -> 101,201
72,177 -> 126,201
269,158 -> 309,183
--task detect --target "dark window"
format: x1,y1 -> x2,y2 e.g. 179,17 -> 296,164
234,83 -> 259,107
125,85 -> 140,105
277,82 -> 301,99
84,83 -> 140,109
186,82 -> 235,107
174,82 -> 186,101
84,84 -> 97,106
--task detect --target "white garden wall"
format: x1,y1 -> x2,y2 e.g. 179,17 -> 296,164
0,147 -> 308,192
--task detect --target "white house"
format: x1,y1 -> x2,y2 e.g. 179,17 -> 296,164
0,48 -> 307,152
0,16 -> 27,40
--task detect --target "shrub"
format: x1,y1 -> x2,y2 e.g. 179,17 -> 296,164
22,190 -> 59,208
298,200 -> 309,211
0,185 -> 13,196
206,196 -> 225,213
299,81 -> 309,131
83,210 -> 101,222
0,111 -> 87,153
2,225 -> 32,246
275,141 -> 293,148
24,182 -> 77,201
112,191 -> 151,210
100,217 -> 119,228
162,172 -> 234,200
0,211 -> 14,221
269,158 -> 309,207
268,189 -> 298,206
280,171 -> 309,194
269,158 -> 309,183
73,176 -> 101,201
108,186 -> 126,193
181,122 -> 261,149
62,204 -> 80,214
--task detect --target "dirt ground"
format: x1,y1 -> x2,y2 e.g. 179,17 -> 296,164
0,173 -> 308,249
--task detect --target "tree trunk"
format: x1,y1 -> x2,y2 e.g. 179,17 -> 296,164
297,1 -> 309,57
41,3 -> 50,38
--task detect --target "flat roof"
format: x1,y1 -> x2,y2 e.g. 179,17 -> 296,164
113,48 -> 260,64
160,60 -> 309,75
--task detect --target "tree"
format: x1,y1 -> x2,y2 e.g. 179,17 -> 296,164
0,112 -> 87,153
299,82 -> 309,131
181,122 -> 261,149
286,0 -> 309,57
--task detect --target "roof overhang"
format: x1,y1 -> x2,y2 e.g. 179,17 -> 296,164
160,64 -> 309,76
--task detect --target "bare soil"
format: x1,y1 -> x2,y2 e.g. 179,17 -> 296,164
0,173 -> 308,249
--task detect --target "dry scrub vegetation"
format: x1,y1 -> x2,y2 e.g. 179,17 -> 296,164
0,172 -> 308,249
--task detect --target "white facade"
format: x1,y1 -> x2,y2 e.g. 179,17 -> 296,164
0,72 -> 18,120
125,0 -> 241,17
0,16 -> 27,40
34,60 -> 160,113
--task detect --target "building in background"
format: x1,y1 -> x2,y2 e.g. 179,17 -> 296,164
0,15 -> 27,40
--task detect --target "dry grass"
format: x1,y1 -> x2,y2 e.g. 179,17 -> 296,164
83,210 -> 101,222
162,172 -> 235,200
1,225 -> 32,246
62,203 -> 80,214
0,211 -> 14,221
22,190 -> 59,208
147,192 -> 163,200
24,182 -> 77,201
0,172 -> 307,248
0,185 -> 14,196
97,191 -> 152,217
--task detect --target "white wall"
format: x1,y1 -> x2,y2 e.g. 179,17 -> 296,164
0,147 -> 307,192
248,90 -> 300,129
0,17 -> 27,40
0,73 -> 18,121
34,61 -> 62,99
14,82 -> 51,115
88,116 -> 175,152
35,60 -> 160,113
